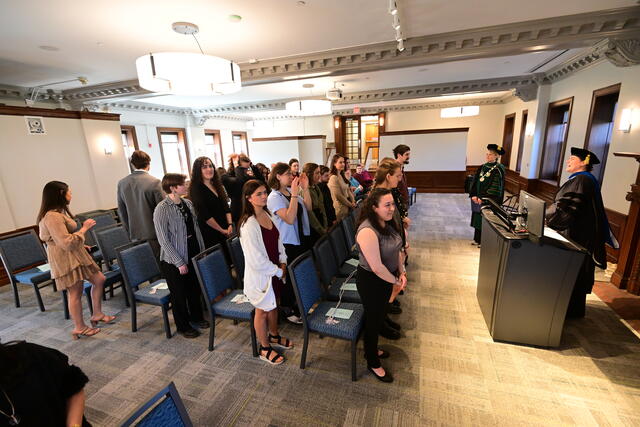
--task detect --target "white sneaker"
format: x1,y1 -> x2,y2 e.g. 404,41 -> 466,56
287,315 -> 302,325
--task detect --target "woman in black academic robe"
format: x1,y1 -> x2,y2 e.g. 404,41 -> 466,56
469,144 -> 506,245
546,147 -> 616,318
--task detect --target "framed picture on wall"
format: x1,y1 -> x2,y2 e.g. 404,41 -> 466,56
25,116 -> 46,135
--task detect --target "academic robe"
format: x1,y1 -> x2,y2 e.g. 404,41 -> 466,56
546,172 -> 611,311
469,162 -> 505,230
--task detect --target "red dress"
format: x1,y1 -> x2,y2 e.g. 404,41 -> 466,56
260,224 -> 284,299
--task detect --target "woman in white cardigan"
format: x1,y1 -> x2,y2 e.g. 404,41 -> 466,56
239,179 -> 293,365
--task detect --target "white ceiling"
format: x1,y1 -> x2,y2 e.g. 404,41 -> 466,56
0,0 -> 634,90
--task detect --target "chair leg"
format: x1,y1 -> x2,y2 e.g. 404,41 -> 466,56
233,319 -> 238,325
250,310 -> 258,357
161,304 -> 172,339
62,290 -> 70,320
84,287 -> 93,316
351,339 -> 357,382
208,312 -> 215,351
131,303 -> 137,332
52,280 -> 58,292
33,284 -> 46,312
123,286 -> 130,307
11,280 -> 20,308
300,329 -> 309,369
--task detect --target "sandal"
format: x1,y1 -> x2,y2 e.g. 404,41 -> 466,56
259,345 -> 285,365
90,314 -> 116,327
269,333 -> 294,349
71,326 -> 100,340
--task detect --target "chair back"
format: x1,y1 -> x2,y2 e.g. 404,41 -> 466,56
288,251 -> 323,316
94,224 -> 130,267
226,235 -> 245,281
89,213 -> 118,242
120,382 -> 193,427
0,230 -> 47,273
328,224 -> 348,264
115,241 -> 161,290
341,217 -> 356,251
192,244 -> 234,305
312,236 -> 338,286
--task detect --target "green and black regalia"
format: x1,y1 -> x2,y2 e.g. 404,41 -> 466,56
469,145 -> 505,244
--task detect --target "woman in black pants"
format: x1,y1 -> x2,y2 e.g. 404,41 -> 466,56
154,173 -> 209,339
355,188 -> 406,383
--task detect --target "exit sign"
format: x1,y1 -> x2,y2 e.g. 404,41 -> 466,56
353,106 -> 360,114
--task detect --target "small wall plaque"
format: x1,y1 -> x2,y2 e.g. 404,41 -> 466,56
25,116 -> 46,135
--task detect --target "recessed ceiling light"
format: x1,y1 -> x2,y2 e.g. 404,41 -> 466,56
302,83 -> 314,88
249,58 -> 258,64
38,45 -> 59,51
228,14 -> 242,23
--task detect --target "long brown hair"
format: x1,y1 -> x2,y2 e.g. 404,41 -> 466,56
36,181 -> 73,224
189,156 -> 228,201
330,154 -> 349,184
373,158 -> 401,188
302,162 -> 319,185
357,187 -> 399,236
238,180 -> 271,233
267,162 -> 290,191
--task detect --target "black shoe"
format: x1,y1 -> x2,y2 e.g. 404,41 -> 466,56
387,304 -> 402,315
380,326 -> 401,340
192,320 -> 210,329
384,316 -> 401,331
391,299 -> 401,307
368,366 -> 394,383
180,328 -> 200,339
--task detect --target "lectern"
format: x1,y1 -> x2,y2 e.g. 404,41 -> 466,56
476,209 -> 586,347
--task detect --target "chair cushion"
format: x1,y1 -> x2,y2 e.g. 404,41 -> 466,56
338,262 -> 357,276
134,280 -> 171,305
212,290 -> 253,320
327,281 -> 361,304
305,301 -> 364,341
104,269 -> 122,286
15,268 -> 51,285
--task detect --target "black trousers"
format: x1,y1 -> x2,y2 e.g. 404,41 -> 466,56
566,258 -> 594,318
160,261 -> 204,332
356,266 -> 393,369
473,228 -> 482,244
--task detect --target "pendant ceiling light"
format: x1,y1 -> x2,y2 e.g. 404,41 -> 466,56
285,99 -> 332,116
136,22 -> 241,96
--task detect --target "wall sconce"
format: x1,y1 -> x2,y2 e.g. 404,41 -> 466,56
334,117 -> 340,129
618,108 -> 633,133
378,115 -> 385,127
101,137 -> 114,155
525,122 -> 535,137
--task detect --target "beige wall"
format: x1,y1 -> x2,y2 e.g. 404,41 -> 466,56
0,115 -> 127,232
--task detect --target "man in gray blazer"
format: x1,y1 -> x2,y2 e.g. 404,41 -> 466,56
117,150 -> 164,258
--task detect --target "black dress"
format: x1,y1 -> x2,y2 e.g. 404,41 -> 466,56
223,166 -> 266,224
190,182 -> 231,248
0,341 -> 91,427
317,182 -> 337,225
546,172 -> 611,317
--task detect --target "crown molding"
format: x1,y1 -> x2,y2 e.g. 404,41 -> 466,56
333,96 -> 509,115
238,6 -> 640,83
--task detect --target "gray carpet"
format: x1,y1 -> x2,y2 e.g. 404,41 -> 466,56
1,194 -> 639,426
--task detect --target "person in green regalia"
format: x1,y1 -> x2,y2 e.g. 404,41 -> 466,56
469,144 -> 506,245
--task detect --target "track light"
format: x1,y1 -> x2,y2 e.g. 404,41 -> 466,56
392,15 -> 400,30
395,28 -> 403,42
388,0 -> 398,15
397,39 -> 405,52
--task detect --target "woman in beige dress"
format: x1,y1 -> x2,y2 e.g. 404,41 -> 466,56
37,181 -> 116,340
328,154 -> 356,221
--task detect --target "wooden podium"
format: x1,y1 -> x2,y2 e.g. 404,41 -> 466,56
611,152 -> 640,295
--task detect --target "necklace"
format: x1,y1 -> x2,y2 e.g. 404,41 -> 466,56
0,388 -> 20,426
479,163 -> 498,182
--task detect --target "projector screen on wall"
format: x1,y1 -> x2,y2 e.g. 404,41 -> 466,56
379,130 -> 468,171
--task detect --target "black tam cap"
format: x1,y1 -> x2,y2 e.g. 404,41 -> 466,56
570,147 -> 600,165
487,144 -> 505,155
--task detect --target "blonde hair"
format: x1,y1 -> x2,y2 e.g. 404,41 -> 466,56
374,158 -> 401,187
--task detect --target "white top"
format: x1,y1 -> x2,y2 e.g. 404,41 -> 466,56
239,214 -> 287,311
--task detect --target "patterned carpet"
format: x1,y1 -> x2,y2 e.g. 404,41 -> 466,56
1,194 -> 639,426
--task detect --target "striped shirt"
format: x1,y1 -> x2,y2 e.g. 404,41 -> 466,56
153,197 -> 205,268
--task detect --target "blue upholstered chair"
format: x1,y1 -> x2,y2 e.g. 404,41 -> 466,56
115,241 -> 172,339
192,244 -> 258,354
0,229 -> 55,311
328,224 -> 358,276
312,235 -> 360,304
120,382 -> 193,427
77,212 -> 117,266
226,235 -> 245,287
94,224 -> 129,306
289,252 -> 364,381
341,215 -> 358,258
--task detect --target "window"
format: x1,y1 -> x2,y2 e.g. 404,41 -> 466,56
231,131 -> 249,155
157,127 -> 191,176
539,98 -> 573,184
515,110 -> 528,173
345,118 -> 360,163
121,125 -> 139,172
584,84 -> 620,185
203,130 -> 224,168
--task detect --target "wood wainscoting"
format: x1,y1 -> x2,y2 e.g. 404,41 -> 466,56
605,208 -> 627,263
406,171 -> 467,193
